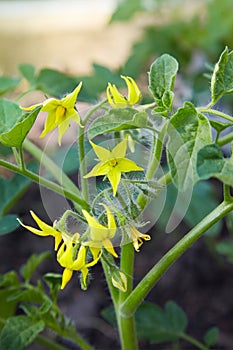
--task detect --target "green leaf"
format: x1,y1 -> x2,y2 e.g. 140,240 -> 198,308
204,326 -> 219,346
197,143 -> 233,186
0,99 -> 41,147
0,76 -> 21,95
20,252 -> 51,282
167,102 -> 212,190
149,54 -> 178,109
0,316 -> 44,350
0,271 -> 19,288
88,108 -> 148,139
211,47 -> 233,103
43,273 -> 62,300
18,64 -> 36,85
0,290 -> 18,321
135,301 -> 188,343
0,215 -> 20,236
110,0 -> 143,22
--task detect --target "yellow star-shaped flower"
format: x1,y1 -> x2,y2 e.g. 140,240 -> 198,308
130,225 -> 151,252
82,204 -> 118,258
106,75 -> 142,108
17,210 -> 62,251
84,137 -> 143,196
22,82 -> 82,145
57,235 -> 100,289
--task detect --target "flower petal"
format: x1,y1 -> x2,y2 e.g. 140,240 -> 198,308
62,82 -> 82,108
84,161 -> 110,178
103,239 -> 118,258
117,158 -> 143,173
90,141 -> 112,162
61,268 -> 73,289
30,211 -> 58,235
121,75 -> 141,104
82,209 -> 105,230
111,138 -> 127,158
101,204 -> 116,231
107,168 -> 121,196
57,118 -> 70,145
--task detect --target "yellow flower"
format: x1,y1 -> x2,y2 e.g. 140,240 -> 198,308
57,235 -> 100,289
22,82 -> 82,145
17,210 -> 62,251
106,75 -> 142,108
82,204 -> 118,258
84,137 -> 143,196
130,225 -> 151,252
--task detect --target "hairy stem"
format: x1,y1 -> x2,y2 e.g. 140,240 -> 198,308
198,107 -> 233,123
0,159 -> 89,211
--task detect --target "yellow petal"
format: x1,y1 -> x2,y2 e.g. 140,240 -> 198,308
72,244 -> 87,270
30,211 -> 58,236
57,118 -> 70,146
101,204 -> 116,231
17,218 -> 49,237
121,75 -> 141,104
62,82 -> 82,108
61,268 -> 73,289
103,239 -> 118,258
107,168 -> 121,196
117,158 -> 143,173
82,209 -> 105,230
21,103 -> 42,111
83,162 -> 108,178
90,141 -> 112,162
107,83 -> 127,108
111,137 -> 127,158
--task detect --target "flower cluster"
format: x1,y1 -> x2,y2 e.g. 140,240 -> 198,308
19,75 -> 151,291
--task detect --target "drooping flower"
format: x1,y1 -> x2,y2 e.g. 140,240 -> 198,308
82,204 -> 118,258
22,82 -> 83,145
57,234 -> 100,289
84,137 -> 143,196
106,75 -> 142,108
130,225 -> 151,252
18,210 -> 62,251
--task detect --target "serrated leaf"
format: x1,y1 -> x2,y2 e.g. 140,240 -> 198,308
0,215 -> 20,235
0,100 -> 40,147
0,316 -> 44,350
197,143 -> 233,186
0,76 -> 21,95
87,108 -> 148,139
211,47 -> 233,103
20,252 -> 51,282
166,102 -> 212,190
149,54 -> 178,109
204,326 -> 219,346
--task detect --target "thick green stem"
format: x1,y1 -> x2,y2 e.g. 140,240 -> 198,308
23,139 -> 80,197
120,200 -> 233,317
0,159 -> 89,210
101,258 -> 119,310
198,107 -> 233,123
117,243 -> 138,350
35,334 -> 68,350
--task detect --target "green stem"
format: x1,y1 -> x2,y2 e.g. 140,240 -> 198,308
198,107 -> 233,123
180,333 -> 208,350
120,199 -> 233,317
0,159 -> 89,210
117,242 -> 138,350
19,146 -> 26,170
83,98 -> 108,125
23,139 -> 80,197
101,258 -> 119,309
217,131 -> 233,146
78,128 -> 89,201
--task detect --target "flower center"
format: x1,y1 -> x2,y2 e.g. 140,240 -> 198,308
55,105 -> 66,123
109,159 -> 118,167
